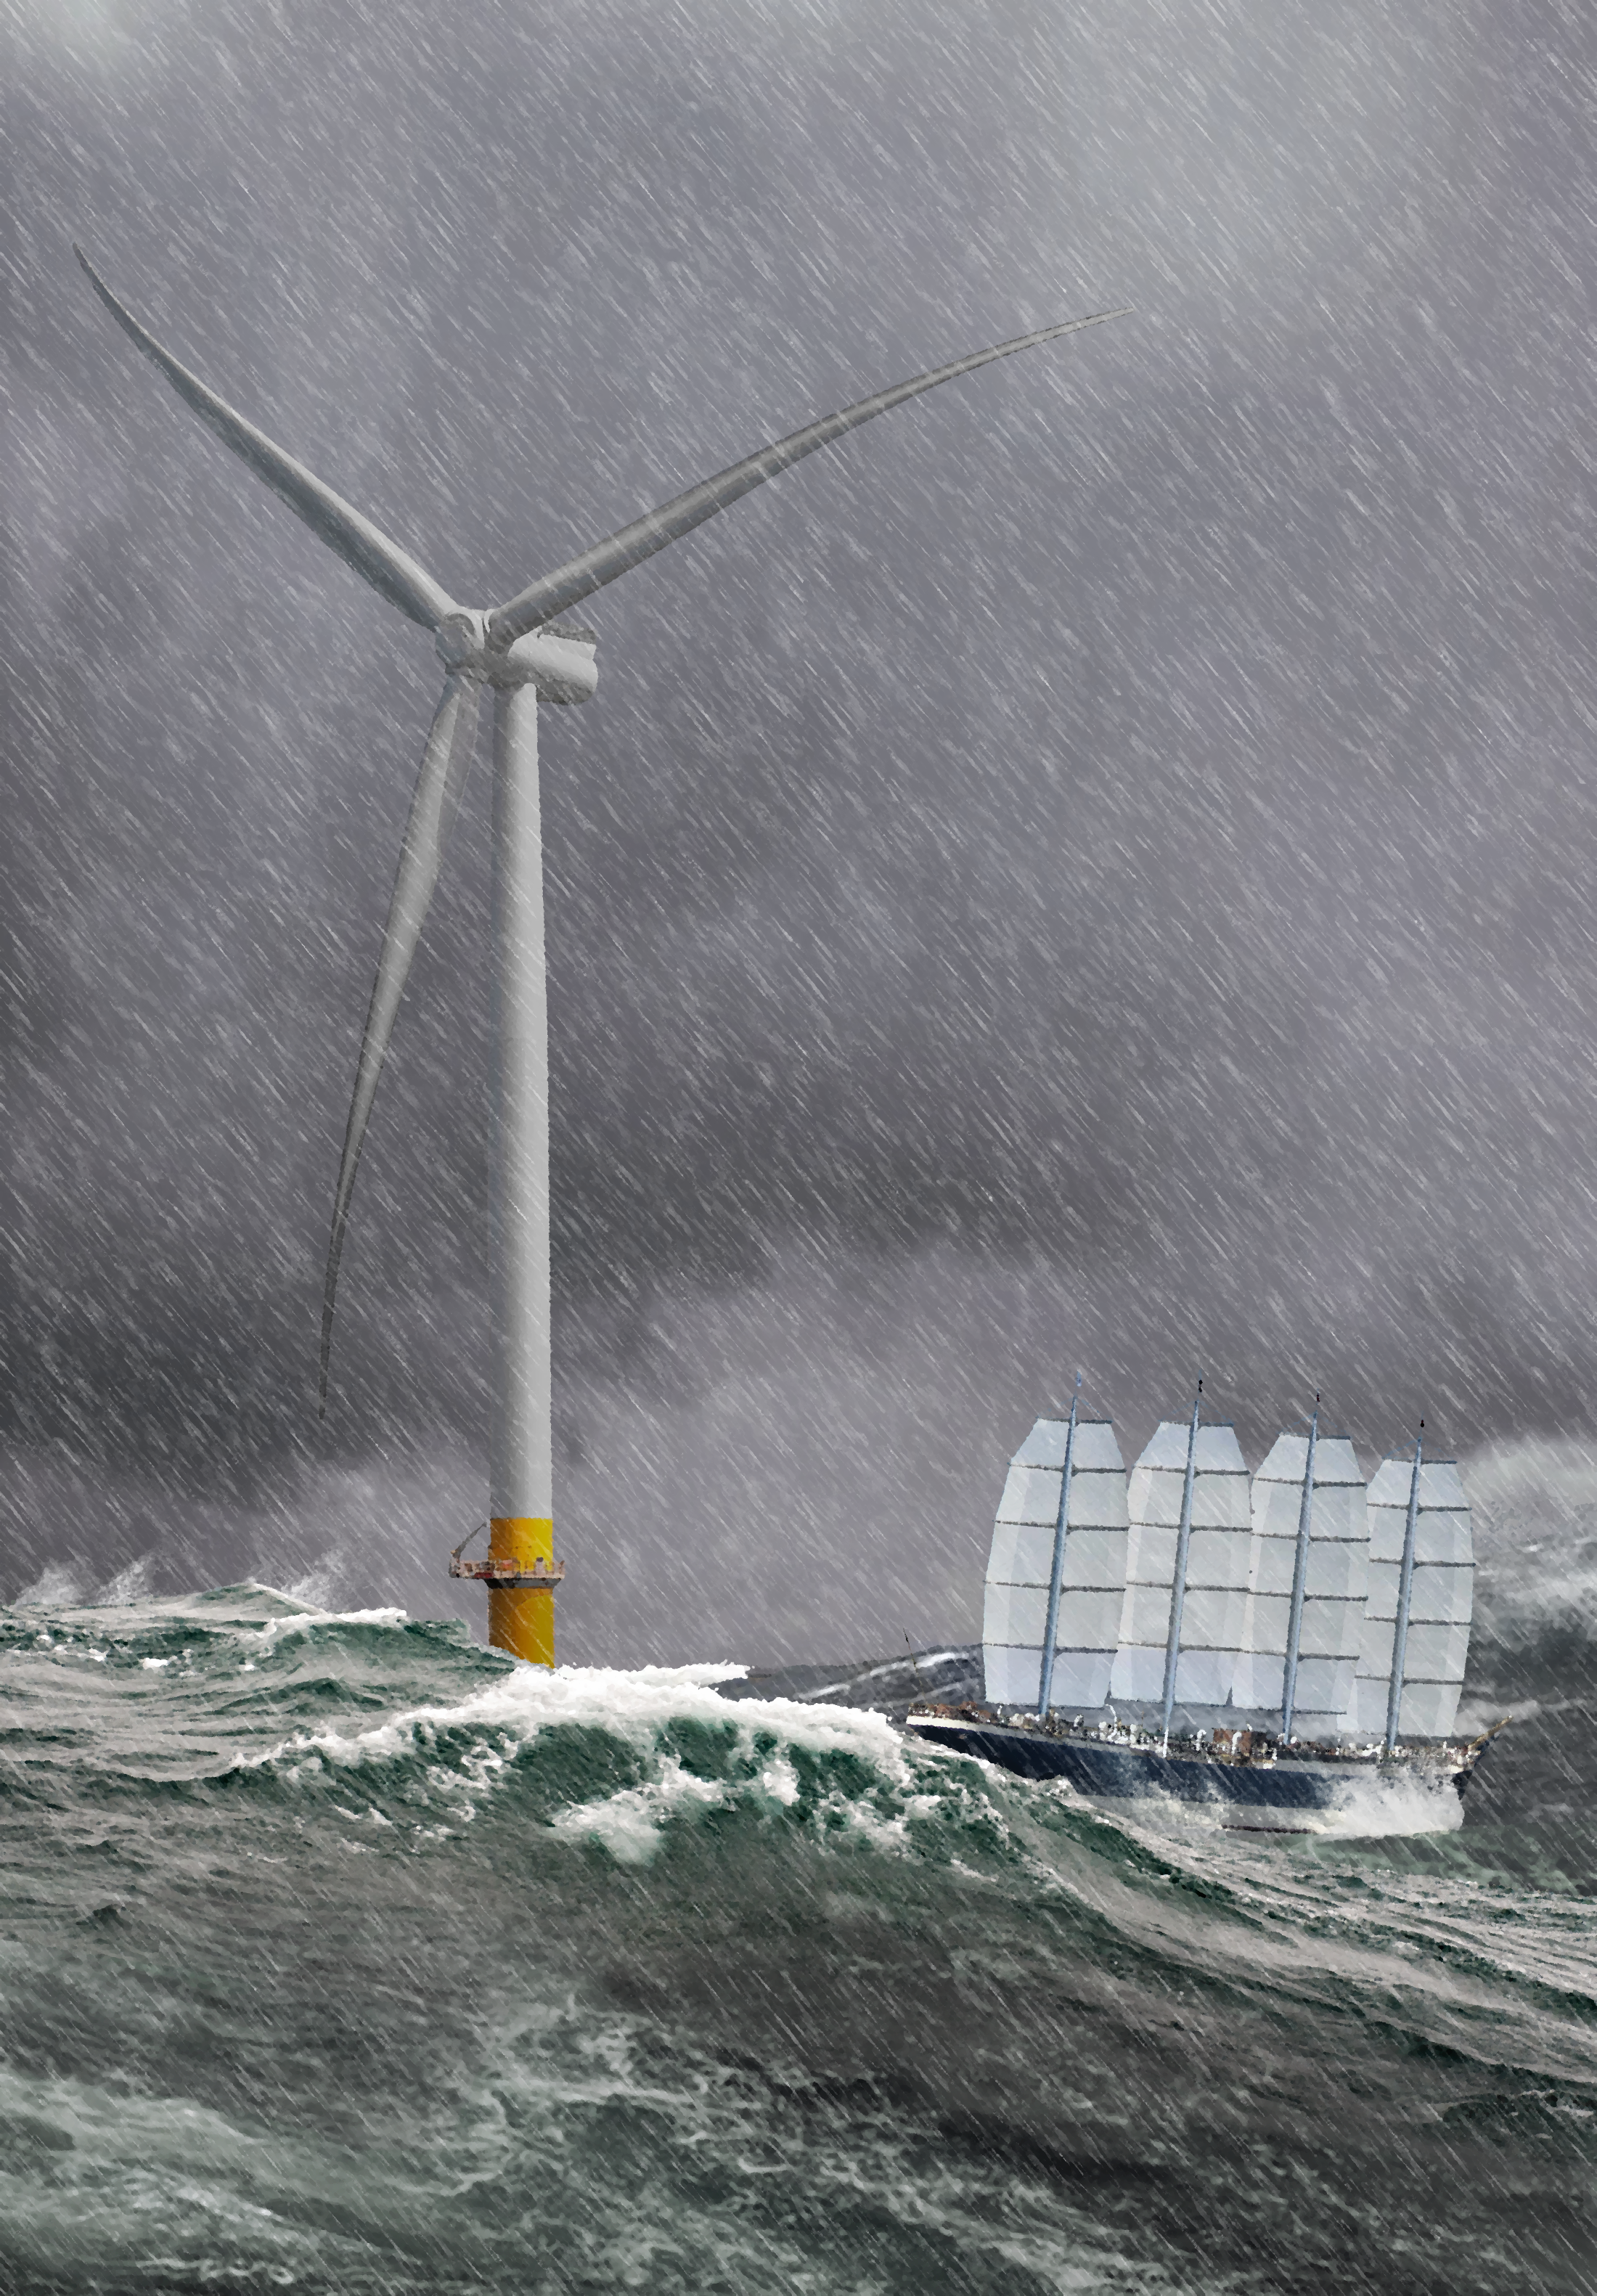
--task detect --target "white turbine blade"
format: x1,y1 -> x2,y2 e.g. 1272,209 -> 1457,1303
75,245 -> 460,632
319,672 -> 480,1410
487,308 -> 1130,647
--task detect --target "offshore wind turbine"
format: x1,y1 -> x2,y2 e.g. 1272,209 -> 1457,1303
76,244 -> 1125,1664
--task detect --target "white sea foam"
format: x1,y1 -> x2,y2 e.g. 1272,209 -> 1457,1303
1043,1762 -> 1469,1844
9,1564 -> 86,1608
95,1557 -> 155,1606
243,1603 -> 412,1654
1214,1766 -> 1468,1840
258,1661 -> 904,1771
282,1549 -> 351,1611
552,1759 -> 732,1863
249,1662 -> 915,1859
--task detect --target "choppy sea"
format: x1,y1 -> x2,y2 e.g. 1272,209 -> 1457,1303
1,1581 -> 1595,2296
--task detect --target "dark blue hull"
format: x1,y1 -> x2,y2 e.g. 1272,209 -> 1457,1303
907,1715 -> 1473,1832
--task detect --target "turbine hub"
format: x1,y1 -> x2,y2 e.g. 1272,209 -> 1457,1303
435,609 -> 489,675
434,610 -> 597,704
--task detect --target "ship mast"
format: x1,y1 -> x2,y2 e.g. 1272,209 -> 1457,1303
1159,1381 -> 1204,1746
1384,1422 -> 1424,1754
1035,1374 -> 1083,1718
1280,1395 -> 1320,1739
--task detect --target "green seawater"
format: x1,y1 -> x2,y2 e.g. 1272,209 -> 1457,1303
1,1587 -> 1595,2295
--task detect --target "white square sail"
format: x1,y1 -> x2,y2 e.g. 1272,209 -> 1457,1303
982,1417 -> 1129,1712
1346,1457 -> 1474,1740
1235,1432 -> 1369,1738
1110,1420 -> 1251,1720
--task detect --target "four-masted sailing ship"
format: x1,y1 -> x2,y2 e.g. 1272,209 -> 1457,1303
907,1388 -> 1503,1833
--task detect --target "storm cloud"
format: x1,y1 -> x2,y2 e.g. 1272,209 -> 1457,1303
5,0 -> 1597,1659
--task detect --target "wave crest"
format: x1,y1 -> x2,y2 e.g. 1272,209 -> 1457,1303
240,1662 -> 953,1862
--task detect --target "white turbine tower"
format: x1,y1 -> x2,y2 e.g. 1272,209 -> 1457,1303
77,245 -> 1125,1664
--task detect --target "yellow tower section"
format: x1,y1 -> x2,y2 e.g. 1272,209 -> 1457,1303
450,1530 -> 563,1666
488,1519 -> 561,1665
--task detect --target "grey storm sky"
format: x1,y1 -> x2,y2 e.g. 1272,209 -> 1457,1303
4,0 -> 1597,1662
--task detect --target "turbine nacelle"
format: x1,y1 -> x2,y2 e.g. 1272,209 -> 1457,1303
435,610 -> 598,705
